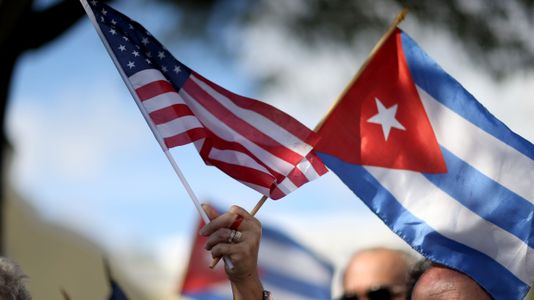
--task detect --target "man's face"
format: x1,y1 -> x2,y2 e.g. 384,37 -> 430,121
342,249 -> 409,300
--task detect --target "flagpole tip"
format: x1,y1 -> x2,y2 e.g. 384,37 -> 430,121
395,8 -> 409,25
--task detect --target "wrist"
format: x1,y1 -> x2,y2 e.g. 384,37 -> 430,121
231,272 -> 263,299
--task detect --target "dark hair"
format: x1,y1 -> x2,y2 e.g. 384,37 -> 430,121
405,259 -> 432,299
0,257 -> 31,300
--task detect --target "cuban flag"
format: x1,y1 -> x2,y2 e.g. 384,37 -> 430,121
180,218 -> 334,299
316,28 -> 534,300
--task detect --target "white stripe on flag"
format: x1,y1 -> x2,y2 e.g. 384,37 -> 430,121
179,89 -> 296,175
296,157 -> 321,181
259,237 -> 332,286
366,165 -> 534,285
156,115 -> 203,138
276,177 -> 298,195
193,139 -> 205,153
129,69 -> 166,89
142,91 -> 186,113
238,181 -> 270,196
418,86 -> 534,203
208,148 -> 270,174
190,75 -> 314,157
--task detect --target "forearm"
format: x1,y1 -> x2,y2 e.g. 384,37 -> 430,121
231,272 -> 264,300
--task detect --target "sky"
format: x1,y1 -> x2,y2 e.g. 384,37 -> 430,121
7,0 -> 534,298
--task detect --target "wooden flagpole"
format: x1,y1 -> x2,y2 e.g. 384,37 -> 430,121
78,0 -> 238,269
210,7 -> 409,270
314,8 -> 408,132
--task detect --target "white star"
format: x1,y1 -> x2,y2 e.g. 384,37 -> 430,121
367,98 -> 406,141
109,28 -> 117,35
102,8 -> 107,15
141,37 -> 149,45
173,65 -> 181,73
122,36 -> 129,41
100,16 -> 104,22
111,19 -> 117,25
90,0 -> 97,6
127,61 -> 135,69
162,66 -> 168,72
145,58 -> 152,64
132,50 -> 139,57
158,51 -> 165,59
146,51 -> 152,58
118,45 -> 126,52
128,24 -> 134,30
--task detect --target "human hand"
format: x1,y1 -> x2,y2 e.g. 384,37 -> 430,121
200,204 -> 262,285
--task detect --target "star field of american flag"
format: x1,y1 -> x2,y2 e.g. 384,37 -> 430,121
90,0 -> 191,86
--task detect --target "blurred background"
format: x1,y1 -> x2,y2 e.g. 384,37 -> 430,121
1,0 -> 534,299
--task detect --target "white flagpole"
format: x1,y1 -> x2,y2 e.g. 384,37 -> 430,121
79,0 -> 235,268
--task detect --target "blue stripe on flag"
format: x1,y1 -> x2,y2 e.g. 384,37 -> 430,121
262,226 -> 334,274
424,146 -> 534,246
317,152 -> 531,300
262,267 -> 332,299
400,32 -> 534,161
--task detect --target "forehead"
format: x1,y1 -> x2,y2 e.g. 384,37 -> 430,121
344,250 -> 408,291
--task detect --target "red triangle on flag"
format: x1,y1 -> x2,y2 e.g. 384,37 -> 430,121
317,29 -> 446,173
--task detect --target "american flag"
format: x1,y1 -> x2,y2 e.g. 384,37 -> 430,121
83,1 -> 327,199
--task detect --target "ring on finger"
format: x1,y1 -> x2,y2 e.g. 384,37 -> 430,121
228,229 -> 242,243
228,230 -> 236,243
232,230 -> 242,243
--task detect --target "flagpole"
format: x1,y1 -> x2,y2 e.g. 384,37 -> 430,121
314,8 -> 408,132
79,0 -> 237,269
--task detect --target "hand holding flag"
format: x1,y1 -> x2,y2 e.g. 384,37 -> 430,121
181,205 -> 334,300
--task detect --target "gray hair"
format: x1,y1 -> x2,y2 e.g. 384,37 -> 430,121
0,257 -> 31,300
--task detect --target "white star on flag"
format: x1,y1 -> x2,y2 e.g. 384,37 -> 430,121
367,97 -> 405,141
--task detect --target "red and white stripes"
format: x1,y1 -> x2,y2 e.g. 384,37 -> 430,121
128,68 -> 326,199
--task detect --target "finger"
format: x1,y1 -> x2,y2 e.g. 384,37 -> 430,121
229,205 -> 252,219
227,207 -> 261,235
200,212 -> 237,236
210,243 -> 235,259
201,203 -> 219,221
204,228 -> 233,250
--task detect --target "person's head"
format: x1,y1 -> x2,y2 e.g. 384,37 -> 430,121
411,265 -> 491,300
340,247 -> 414,300
0,257 -> 31,300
